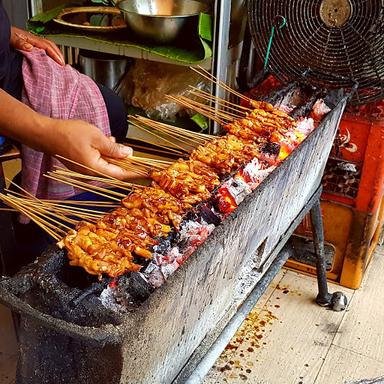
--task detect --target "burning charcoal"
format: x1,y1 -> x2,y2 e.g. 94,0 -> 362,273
160,258 -> 181,280
99,284 -> 134,312
222,178 -> 252,206
199,204 -> 222,226
265,82 -> 298,107
241,160 -> 276,190
260,142 -> 281,157
121,273 -> 154,303
100,273 -> 154,310
69,279 -> 112,309
291,95 -> 318,119
296,117 -> 315,135
177,221 -> 215,255
142,262 -> 166,288
323,89 -> 345,110
310,99 -> 332,122
153,236 -> 173,256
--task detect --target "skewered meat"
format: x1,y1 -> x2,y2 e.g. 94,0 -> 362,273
248,100 -> 296,123
63,222 -> 143,278
191,135 -> 260,175
122,187 -> 185,229
58,95 -> 305,280
99,207 -> 171,239
150,159 -> 220,207
223,119 -> 271,143
223,104 -> 296,144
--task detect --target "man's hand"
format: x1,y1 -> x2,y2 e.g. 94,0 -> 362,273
0,89 -> 137,180
10,26 -> 65,66
50,119 -> 137,180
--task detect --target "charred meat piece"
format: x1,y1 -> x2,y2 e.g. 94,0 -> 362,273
150,159 -> 220,208
99,207 -> 171,238
191,135 -> 260,175
122,187 -> 185,229
63,222 -> 144,278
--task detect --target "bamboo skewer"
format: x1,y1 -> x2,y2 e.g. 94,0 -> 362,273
55,154 -> 135,185
6,195 -> 75,229
6,177 -> 40,201
166,94 -> 236,123
131,118 -> 211,148
192,66 -> 252,104
47,173 -> 126,198
105,158 -> 150,176
132,116 -> 213,142
45,200 -> 118,207
44,173 -> 123,202
2,191 -> 104,223
28,201 -> 105,220
166,95 -> 226,124
46,170 -> 130,197
188,88 -> 251,118
127,142 -> 186,157
52,167 -> 139,191
0,207 -> 16,212
129,119 -> 190,155
188,86 -> 253,113
2,185 -> 118,208
0,194 -> 63,241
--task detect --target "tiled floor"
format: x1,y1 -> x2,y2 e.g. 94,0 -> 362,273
1,248 -> 383,384
204,247 -> 384,384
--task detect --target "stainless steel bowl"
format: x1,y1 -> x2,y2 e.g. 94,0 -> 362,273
117,0 -> 207,44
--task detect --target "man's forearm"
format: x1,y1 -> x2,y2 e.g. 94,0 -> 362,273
0,89 -> 52,152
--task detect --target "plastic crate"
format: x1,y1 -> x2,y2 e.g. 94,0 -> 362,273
287,197 -> 384,289
288,103 -> 384,289
322,105 -> 384,213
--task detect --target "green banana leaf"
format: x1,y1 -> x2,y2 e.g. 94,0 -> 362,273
27,5 -> 213,64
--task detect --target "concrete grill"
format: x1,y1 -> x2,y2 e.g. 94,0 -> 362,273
0,96 -> 347,384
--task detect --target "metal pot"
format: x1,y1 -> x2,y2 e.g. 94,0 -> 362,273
116,0 -> 207,44
78,50 -> 130,90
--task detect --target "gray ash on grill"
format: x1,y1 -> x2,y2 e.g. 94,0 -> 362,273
0,83 -> 346,318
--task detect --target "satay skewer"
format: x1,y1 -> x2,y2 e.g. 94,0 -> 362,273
0,194 -> 64,241
129,120 -> 190,155
188,86 -> 253,113
3,191 -> 104,222
191,66 -> 252,104
166,95 -> 227,124
52,167 -> 141,190
132,115 -> 213,142
188,88 -> 251,118
44,173 -> 123,202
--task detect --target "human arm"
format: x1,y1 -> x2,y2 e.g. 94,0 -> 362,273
0,89 -> 136,179
10,26 -> 65,66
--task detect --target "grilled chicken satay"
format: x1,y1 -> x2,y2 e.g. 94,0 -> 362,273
63,222 -> 143,278
122,187 -> 185,229
150,159 -> 220,207
248,100 -> 296,122
100,206 -> 172,238
223,119 -> 271,143
191,135 -> 260,175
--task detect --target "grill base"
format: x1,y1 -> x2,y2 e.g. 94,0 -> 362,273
1,100 -> 347,384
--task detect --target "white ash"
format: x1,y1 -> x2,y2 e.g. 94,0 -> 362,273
296,117 -> 315,135
312,98 -> 331,118
337,162 -> 357,172
243,159 -> 276,186
99,286 -> 129,313
222,177 -> 252,205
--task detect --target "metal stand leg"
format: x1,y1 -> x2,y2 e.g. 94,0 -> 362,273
310,199 -> 348,311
